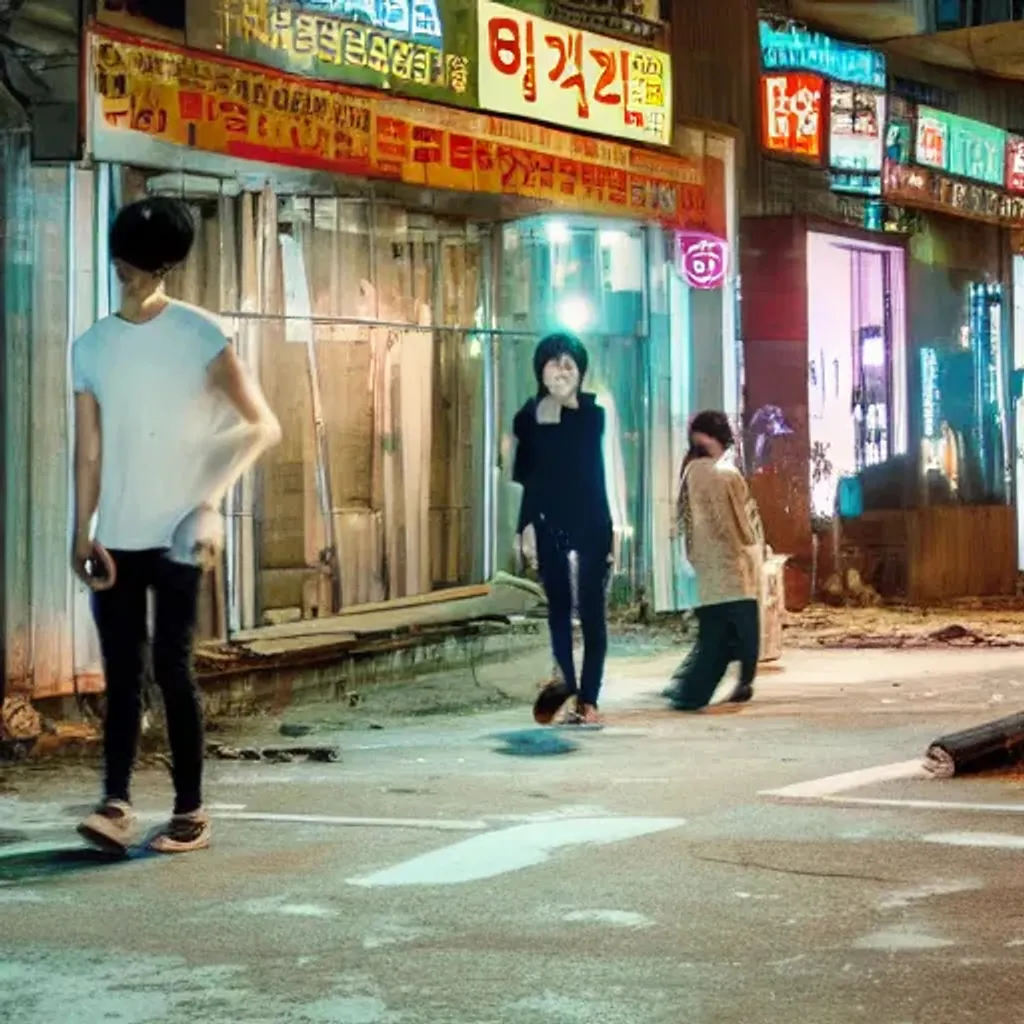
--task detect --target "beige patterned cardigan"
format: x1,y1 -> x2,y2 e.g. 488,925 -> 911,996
678,458 -> 762,608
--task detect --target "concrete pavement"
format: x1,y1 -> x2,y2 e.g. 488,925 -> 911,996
3,645 -> 1024,1023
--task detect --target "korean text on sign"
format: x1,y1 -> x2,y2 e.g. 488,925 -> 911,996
477,0 -> 671,147
760,72 -> 823,161
214,0 -> 471,104
88,32 -> 713,230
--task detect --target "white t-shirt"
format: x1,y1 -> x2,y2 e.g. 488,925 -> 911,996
72,300 -> 229,552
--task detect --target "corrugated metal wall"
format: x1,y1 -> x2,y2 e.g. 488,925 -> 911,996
3,141 -> 91,700
5,132 -> 34,695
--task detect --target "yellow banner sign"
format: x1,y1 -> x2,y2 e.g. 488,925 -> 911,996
89,29 -> 714,230
477,0 -> 671,147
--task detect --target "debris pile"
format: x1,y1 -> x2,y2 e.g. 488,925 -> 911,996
821,569 -> 882,608
206,742 -> 340,764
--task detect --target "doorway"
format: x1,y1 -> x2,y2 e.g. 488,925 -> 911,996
806,231 -> 907,520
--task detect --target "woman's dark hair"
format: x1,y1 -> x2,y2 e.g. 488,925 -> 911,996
110,197 -> 196,275
689,409 -> 735,450
532,332 -> 589,394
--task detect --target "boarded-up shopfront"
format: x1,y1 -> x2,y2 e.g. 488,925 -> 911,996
7,0 -> 742,698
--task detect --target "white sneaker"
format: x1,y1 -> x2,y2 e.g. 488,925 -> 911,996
150,811 -> 211,854
77,799 -> 136,854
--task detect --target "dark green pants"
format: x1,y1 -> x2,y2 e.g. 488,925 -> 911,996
670,599 -> 760,711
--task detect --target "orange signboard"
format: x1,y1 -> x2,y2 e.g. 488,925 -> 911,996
760,72 -> 824,163
89,28 -> 715,231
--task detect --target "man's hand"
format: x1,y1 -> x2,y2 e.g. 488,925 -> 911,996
192,540 -> 221,572
514,525 -> 538,572
178,503 -> 224,573
72,536 -> 116,592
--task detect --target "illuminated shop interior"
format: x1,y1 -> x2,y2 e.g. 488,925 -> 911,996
918,281 -> 1010,507
806,231 -> 907,520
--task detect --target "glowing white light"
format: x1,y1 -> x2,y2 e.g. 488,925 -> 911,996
468,337 -> 482,358
556,296 -> 592,332
599,229 -> 627,247
546,219 -> 571,244
862,336 -> 885,368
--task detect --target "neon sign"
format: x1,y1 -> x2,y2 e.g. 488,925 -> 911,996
915,106 -> 1006,187
760,72 -> 823,162
759,20 -> 885,89
675,232 -> 727,289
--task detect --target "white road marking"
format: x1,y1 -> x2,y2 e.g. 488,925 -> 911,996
922,831 -> 1024,849
761,760 -> 927,800
347,816 -> 685,887
215,812 -> 489,832
823,796 -> 1024,814
760,760 -> 1024,816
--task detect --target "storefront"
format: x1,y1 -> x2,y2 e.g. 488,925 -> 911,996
743,18 -> 1020,605
873,98 -> 1023,601
8,1 -> 739,697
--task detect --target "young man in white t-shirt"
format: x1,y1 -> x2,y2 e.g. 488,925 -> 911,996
71,197 -> 281,854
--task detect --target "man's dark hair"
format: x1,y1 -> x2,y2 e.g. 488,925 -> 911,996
690,409 -> 735,450
532,332 -> 589,394
110,197 -> 195,275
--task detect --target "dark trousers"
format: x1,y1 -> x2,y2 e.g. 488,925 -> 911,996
92,549 -> 204,815
539,547 -> 609,707
671,599 -> 760,711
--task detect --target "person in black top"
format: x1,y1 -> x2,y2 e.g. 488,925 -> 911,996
512,333 -> 613,726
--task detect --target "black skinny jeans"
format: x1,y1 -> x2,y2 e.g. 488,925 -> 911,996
538,543 -> 609,708
92,549 -> 204,815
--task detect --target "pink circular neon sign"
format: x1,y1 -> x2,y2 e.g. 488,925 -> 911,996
675,232 -> 729,289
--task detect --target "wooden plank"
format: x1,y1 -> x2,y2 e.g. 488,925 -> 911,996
908,505 -> 1016,604
231,583 -> 493,643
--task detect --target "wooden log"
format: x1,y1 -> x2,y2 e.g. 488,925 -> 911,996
924,712 -> 1024,777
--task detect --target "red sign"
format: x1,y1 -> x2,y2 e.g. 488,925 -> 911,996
760,72 -> 824,162
1007,136 -> 1024,195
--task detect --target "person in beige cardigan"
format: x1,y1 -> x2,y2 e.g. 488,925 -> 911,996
666,411 -> 761,711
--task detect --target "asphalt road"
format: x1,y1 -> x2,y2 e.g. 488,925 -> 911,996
3,646 -> 1024,1024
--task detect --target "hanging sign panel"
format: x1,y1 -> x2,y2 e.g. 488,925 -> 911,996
476,0 -> 672,146
915,106 -> 1006,187
186,0 -> 477,106
760,72 -> 824,163
883,160 -> 1024,227
1006,136 -> 1024,195
828,84 -> 884,195
88,30 -> 713,230
758,20 -> 885,89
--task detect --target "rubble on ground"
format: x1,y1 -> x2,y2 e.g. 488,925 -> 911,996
821,568 -> 882,608
206,741 -> 340,763
785,605 -> 1024,649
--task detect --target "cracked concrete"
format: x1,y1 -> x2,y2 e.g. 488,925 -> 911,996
3,645 -> 1024,1023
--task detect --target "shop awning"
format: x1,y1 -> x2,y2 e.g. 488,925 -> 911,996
786,0 -> 921,42
885,22 -> 1024,79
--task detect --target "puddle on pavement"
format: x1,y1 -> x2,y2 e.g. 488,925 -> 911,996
0,844 -> 159,886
